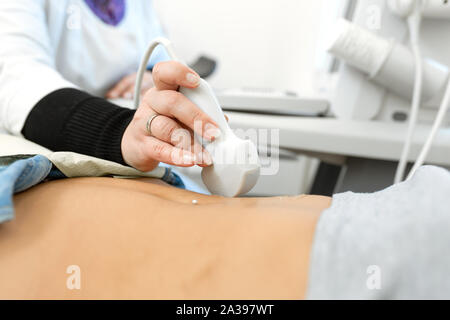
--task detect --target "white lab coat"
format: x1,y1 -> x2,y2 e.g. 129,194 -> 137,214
0,0 -> 168,135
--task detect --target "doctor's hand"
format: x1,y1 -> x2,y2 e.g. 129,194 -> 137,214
120,61 -> 220,172
106,71 -> 154,100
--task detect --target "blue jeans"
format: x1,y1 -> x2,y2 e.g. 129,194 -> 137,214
0,155 -> 57,223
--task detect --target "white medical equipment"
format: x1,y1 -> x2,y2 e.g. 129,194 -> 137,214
215,88 -> 330,117
328,0 -> 450,183
134,37 -> 260,197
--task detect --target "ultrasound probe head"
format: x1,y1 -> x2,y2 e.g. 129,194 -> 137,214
135,38 -> 260,197
180,80 -> 260,197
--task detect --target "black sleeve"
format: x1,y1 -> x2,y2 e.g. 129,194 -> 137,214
22,88 -> 135,166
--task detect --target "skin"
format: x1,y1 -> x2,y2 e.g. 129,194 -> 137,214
1,37 -> 331,300
106,71 -> 154,100
119,62 -> 223,172
0,178 -> 331,300
106,69 -> 230,173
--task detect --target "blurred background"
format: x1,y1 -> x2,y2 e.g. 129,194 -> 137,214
153,0 -> 343,196
155,0 -> 326,95
150,0 -> 450,197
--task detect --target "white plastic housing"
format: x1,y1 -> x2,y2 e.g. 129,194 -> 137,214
388,0 -> 450,19
328,19 -> 449,103
422,0 -> 450,18
180,79 -> 260,197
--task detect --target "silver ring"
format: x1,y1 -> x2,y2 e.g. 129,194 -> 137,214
146,113 -> 160,136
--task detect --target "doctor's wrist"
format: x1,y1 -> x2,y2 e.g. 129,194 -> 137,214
22,88 -> 135,166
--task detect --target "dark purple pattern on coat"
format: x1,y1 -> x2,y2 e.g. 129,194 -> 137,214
84,0 -> 126,26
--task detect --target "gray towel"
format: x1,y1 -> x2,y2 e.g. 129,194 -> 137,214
307,166 -> 450,299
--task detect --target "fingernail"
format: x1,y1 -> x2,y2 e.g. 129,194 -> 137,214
205,127 -> 221,141
202,152 -> 213,166
182,154 -> 196,164
197,151 -> 213,166
186,73 -> 200,85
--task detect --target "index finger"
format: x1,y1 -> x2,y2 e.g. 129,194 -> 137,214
143,137 -> 198,167
152,61 -> 200,91
146,90 -> 221,141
